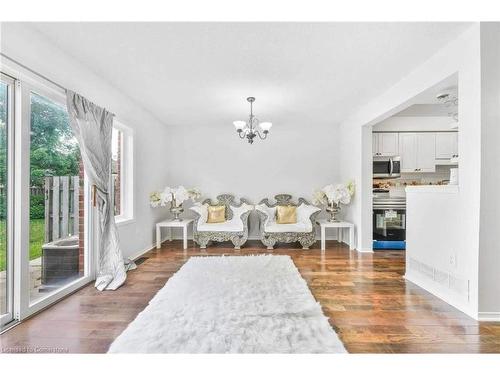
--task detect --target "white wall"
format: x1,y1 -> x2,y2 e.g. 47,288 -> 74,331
166,123 -> 340,239
0,23 -> 172,259
478,22 -> 500,318
405,187 -> 470,312
339,24 -> 482,318
373,116 -> 457,132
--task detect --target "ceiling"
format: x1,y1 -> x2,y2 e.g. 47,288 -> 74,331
396,73 -> 458,117
396,104 -> 454,117
29,22 -> 470,129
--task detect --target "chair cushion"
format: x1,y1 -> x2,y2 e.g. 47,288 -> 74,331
207,205 -> 226,223
197,220 -> 243,232
276,205 -> 297,224
265,222 -> 312,233
196,203 -> 252,232
263,203 -> 319,233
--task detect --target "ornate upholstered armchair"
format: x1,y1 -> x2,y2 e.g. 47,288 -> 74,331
256,194 -> 320,250
190,194 -> 253,249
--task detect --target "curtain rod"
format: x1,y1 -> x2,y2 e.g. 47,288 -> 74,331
1,52 -> 115,116
1,52 -> 67,93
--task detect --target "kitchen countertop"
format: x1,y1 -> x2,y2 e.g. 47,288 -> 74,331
405,185 -> 459,193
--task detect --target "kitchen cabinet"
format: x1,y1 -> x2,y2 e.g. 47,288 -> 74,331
435,132 -> 458,159
398,133 -> 436,173
417,133 -> 437,172
399,133 -> 417,172
373,132 -> 399,156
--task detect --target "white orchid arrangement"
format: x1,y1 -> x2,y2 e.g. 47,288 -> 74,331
313,180 -> 356,207
150,186 -> 201,208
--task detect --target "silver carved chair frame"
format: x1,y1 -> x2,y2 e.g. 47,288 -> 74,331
191,194 -> 252,249
256,194 -> 320,250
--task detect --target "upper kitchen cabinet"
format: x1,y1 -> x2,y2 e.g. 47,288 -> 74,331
399,133 -> 436,173
373,132 -> 399,156
435,132 -> 458,159
416,133 -> 437,172
399,133 -> 417,171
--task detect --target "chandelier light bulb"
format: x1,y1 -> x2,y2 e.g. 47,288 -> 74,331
259,122 -> 272,132
233,120 -> 247,130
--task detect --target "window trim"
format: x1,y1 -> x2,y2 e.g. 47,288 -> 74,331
0,73 -> 16,327
113,120 -> 134,226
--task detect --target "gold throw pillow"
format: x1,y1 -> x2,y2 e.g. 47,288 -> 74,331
207,205 -> 226,223
276,205 -> 297,224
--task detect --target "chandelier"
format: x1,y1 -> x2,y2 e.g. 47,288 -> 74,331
233,97 -> 272,144
436,92 -> 458,122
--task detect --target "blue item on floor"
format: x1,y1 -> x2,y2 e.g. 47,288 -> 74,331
373,240 -> 406,250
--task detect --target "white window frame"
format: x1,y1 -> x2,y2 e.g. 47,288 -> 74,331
113,120 -> 134,226
0,73 -> 16,328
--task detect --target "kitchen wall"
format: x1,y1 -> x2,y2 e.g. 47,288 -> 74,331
373,116 -> 457,132
1,23 -> 173,260
374,166 -> 456,197
339,24 -> 481,318
399,166 -> 454,184
166,123 -> 341,239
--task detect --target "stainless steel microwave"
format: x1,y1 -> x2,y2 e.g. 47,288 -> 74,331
373,156 -> 401,178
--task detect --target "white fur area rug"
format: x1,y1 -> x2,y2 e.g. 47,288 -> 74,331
108,255 -> 346,353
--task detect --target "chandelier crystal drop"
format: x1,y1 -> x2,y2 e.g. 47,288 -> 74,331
233,97 -> 272,144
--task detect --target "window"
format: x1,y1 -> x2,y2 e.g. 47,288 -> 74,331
111,127 -> 122,216
112,121 -> 133,224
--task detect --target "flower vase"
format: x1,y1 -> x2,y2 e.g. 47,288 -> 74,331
326,202 -> 341,222
170,198 -> 184,221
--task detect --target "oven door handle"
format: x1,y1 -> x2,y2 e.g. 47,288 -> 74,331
389,158 -> 394,176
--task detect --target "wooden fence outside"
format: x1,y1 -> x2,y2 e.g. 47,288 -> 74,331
0,186 -> 44,196
44,176 -> 80,243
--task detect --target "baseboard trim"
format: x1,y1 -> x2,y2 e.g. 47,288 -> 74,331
405,272 -> 477,320
128,235 -> 170,261
130,245 -> 155,261
478,312 -> 500,322
129,232 -> 192,261
356,247 -> 373,253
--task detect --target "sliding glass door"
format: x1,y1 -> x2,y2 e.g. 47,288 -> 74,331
0,74 -> 14,327
28,90 -> 87,305
0,70 -> 93,328
20,81 -> 93,319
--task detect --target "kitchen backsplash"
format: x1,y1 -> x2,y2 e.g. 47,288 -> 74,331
374,165 -> 455,189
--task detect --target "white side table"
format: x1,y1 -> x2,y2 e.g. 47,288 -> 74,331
156,219 -> 193,250
316,220 -> 355,251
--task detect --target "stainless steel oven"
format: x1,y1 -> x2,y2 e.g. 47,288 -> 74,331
373,156 -> 401,178
373,195 -> 406,250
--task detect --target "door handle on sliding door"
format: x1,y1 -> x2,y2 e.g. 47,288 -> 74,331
92,184 -> 97,207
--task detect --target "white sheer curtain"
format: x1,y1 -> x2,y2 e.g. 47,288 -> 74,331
66,91 -> 128,291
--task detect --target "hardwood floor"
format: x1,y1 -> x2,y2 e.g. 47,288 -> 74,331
1,240 -> 500,353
